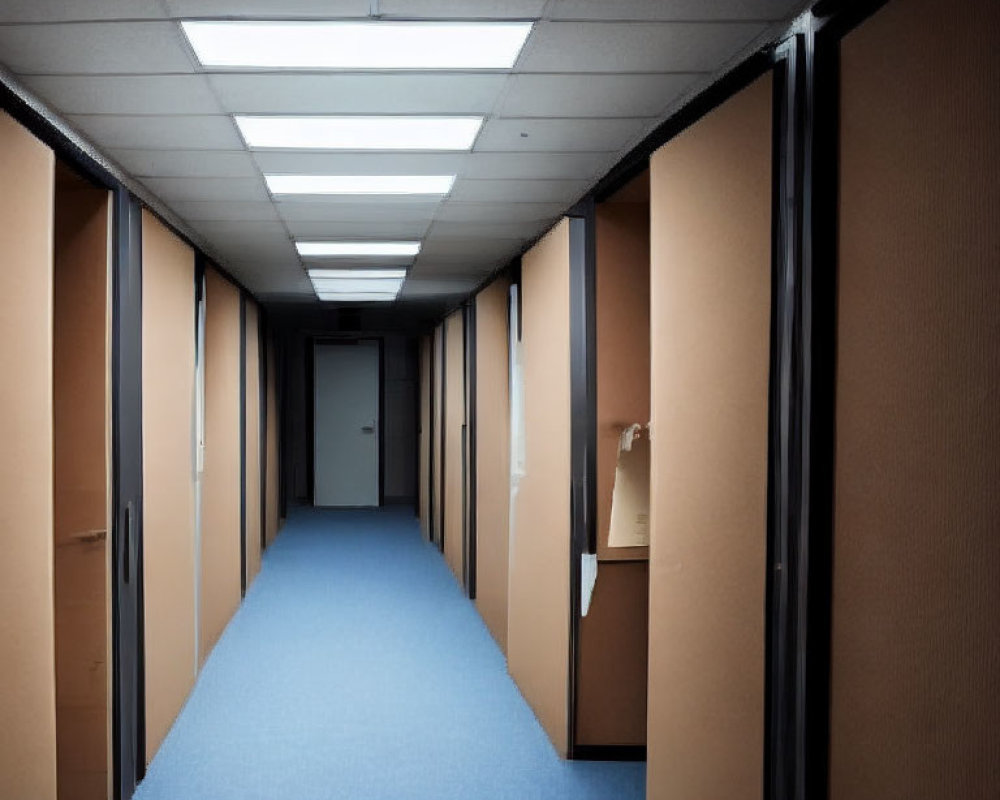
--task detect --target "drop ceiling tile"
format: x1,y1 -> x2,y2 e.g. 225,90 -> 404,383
164,0 -> 370,17
110,149 -> 258,178
378,1 -> 547,18
139,177 -> 268,203
285,220 -> 432,239
427,219 -> 554,240
518,21 -> 767,72
208,74 -> 506,115
500,73 -> 699,118
0,22 -> 194,74
0,1 -> 165,23
548,0 -> 805,21
475,117 -> 648,153
277,201 -> 438,223
449,178 -> 588,204
464,152 -> 610,180
66,115 -> 242,150
252,151 -> 468,175
20,75 -> 218,115
173,200 -> 280,222
436,201 -> 565,223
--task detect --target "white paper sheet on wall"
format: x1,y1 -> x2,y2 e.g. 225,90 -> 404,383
608,423 -> 650,548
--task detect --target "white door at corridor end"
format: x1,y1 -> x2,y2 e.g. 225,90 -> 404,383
314,340 -> 380,507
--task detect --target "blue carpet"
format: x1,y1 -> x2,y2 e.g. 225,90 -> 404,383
135,506 -> 646,800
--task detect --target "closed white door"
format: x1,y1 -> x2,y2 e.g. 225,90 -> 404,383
314,341 -> 380,507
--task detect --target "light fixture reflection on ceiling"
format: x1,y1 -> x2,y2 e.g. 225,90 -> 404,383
181,21 -> 533,70
266,174 -> 455,195
236,116 -> 482,151
297,241 -> 420,257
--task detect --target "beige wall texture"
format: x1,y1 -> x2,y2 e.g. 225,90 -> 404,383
830,0 -> 1000,796
473,278 -> 512,653
647,73 -> 772,800
141,209 -> 197,763
0,110 -> 58,800
507,219 -> 572,757
199,268 -> 242,665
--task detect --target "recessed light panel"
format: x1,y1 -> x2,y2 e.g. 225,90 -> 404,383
266,175 -> 455,195
181,21 -> 533,70
236,116 -> 482,151
308,268 -> 407,280
315,293 -> 398,303
297,241 -> 420,257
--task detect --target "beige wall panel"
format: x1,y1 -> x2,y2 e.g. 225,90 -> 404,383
647,73 -> 772,800
53,172 -> 111,800
507,219 -> 572,756
474,278 -> 512,653
141,210 -> 197,762
418,335 -> 431,539
595,200 -> 650,562
443,310 -> 465,582
245,302 -> 262,588
264,337 -> 280,547
199,269 -> 242,664
431,326 -> 444,547
831,1 -> 1000,797
576,562 -> 648,746
0,111 -> 57,800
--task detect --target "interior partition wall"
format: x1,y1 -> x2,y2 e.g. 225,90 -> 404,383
140,210 -> 197,765
199,268 -> 242,665
442,309 -> 466,584
52,162 -> 113,800
507,219 -> 573,757
826,0 -> 1000,796
0,109 -> 58,800
473,278 -> 512,652
647,72 -> 773,799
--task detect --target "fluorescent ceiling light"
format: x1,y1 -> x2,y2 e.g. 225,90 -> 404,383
236,116 -> 482,151
310,278 -> 403,294
316,293 -> 398,303
181,21 -> 532,70
297,241 -> 420,257
267,175 -> 455,195
308,268 -> 407,280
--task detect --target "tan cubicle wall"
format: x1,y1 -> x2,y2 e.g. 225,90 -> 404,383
0,110 -> 57,800
245,301 -> 263,588
830,1 -> 1000,797
53,165 -> 112,800
264,336 -> 280,547
199,268 -> 242,665
141,210 -> 197,762
507,219 -> 572,756
418,334 -> 432,539
443,310 -> 465,583
647,73 -> 772,799
431,325 -> 444,548
474,278 -> 511,653
576,179 -> 650,748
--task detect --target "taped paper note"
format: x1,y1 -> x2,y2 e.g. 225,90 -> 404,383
608,423 -> 650,548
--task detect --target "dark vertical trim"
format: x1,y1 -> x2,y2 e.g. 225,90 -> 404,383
110,188 -> 144,799
566,206 -> 596,758
378,337 -> 386,507
465,300 -> 478,600
239,295 -> 247,598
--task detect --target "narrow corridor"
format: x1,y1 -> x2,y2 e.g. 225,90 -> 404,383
134,508 -> 645,800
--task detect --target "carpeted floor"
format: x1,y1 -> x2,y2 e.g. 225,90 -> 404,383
134,506 -> 646,800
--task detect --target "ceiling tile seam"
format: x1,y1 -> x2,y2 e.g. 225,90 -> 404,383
0,60 -> 238,279
190,28 -> 306,285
